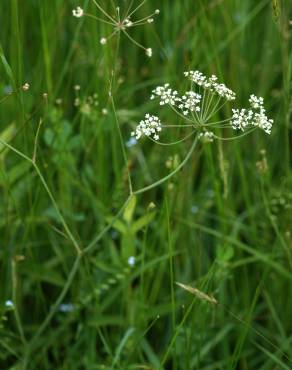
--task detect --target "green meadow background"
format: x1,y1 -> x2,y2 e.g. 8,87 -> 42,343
0,0 -> 291,369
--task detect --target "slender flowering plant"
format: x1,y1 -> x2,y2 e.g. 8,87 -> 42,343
131,70 -> 274,144
72,0 -> 159,57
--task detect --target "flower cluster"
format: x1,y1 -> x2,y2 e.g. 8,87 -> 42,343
179,91 -> 201,115
131,70 -> 273,144
198,131 -> 214,142
151,84 -> 180,106
230,95 -> 273,134
151,85 -> 201,116
184,70 -> 236,101
131,114 -> 162,141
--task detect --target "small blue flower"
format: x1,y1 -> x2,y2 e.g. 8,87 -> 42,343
3,86 -> 13,94
126,137 -> 137,148
59,303 -> 74,313
191,205 -> 199,214
127,256 -> 135,267
5,300 -> 14,308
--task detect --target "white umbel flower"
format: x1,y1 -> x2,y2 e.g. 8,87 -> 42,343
151,84 -> 180,106
249,94 -> 264,109
178,91 -> 201,115
184,70 -> 236,101
213,83 -> 236,101
230,108 -> 253,131
131,114 -> 162,140
72,6 -> 84,18
230,95 -> 273,134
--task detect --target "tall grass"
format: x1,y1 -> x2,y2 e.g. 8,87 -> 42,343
0,0 -> 291,369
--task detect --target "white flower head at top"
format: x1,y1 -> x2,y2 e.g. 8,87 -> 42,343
73,1 -> 160,56
72,6 -> 84,18
131,114 -> 162,141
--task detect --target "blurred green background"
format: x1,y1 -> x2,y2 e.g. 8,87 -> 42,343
0,0 -> 291,369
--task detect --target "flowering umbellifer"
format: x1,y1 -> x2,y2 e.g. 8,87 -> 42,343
131,70 -> 274,144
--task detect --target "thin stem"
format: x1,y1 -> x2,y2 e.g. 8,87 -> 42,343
111,96 -> 133,194
84,196 -> 131,254
121,28 -> 146,50
203,91 -> 215,120
126,0 -> 147,19
133,137 -> 198,195
0,138 -> 82,255
204,117 -> 231,126
12,259 -> 26,346
106,28 -> 119,42
148,129 -> 196,146
213,128 -> 256,141
23,255 -> 82,370
129,12 -> 158,25
123,0 -> 134,20
200,89 -> 207,121
84,13 -> 116,26
204,96 -> 221,121
32,118 -> 43,163
169,104 -> 198,125
116,4 -> 121,23
161,298 -> 196,368
0,98 -> 46,157
205,99 -> 229,122
162,124 -> 194,128
91,0 -> 117,23
0,91 -> 17,104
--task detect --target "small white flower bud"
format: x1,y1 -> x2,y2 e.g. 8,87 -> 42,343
145,48 -> 152,57
72,7 -> 84,18
22,83 -> 30,91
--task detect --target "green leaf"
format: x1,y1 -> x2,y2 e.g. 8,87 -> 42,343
106,216 -> 127,234
0,44 -> 15,86
123,195 -> 136,224
132,211 -> 155,233
3,161 -> 31,185
21,263 -> 65,287
0,123 -> 16,160
121,232 -> 135,259
216,245 -> 234,262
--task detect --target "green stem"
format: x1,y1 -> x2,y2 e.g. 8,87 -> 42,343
133,137 -> 198,195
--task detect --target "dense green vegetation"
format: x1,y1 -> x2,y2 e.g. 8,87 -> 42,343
0,0 -> 291,369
